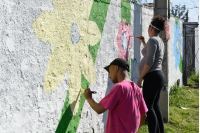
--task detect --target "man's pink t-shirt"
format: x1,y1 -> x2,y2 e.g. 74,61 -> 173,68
99,80 -> 148,133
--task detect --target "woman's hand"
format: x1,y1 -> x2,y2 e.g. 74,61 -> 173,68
137,77 -> 143,88
138,65 -> 151,88
137,35 -> 146,46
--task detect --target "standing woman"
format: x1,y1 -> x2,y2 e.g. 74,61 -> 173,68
137,16 -> 166,133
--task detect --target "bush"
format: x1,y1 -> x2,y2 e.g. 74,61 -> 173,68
187,78 -> 196,86
187,69 -> 199,86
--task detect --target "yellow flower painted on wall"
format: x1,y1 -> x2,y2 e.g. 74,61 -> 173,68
32,0 -> 101,115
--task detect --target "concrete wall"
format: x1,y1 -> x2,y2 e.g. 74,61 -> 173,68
0,0 -> 184,132
131,4 -> 154,83
168,17 -> 184,88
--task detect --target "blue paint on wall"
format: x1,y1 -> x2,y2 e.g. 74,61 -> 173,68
26,29 -> 32,33
131,58 -> 138,81
132,58 -> 137,71
39,40 -> 48,45
173,21 -> 182,70
121,33 -> 128,51
71,23 -> 81,44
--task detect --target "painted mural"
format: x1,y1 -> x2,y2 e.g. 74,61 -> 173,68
32,0 -> 108,132
120,0 -> 131,79
117,19 -> 132,60
32,0 -> 132,132
173,18 -> 182,73
0,0 -> 184,132
32,0 -> 101,115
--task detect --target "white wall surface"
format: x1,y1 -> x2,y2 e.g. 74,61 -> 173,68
168,17 -> 184,88
0,0 -> 184,133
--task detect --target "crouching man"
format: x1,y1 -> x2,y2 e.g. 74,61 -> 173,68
84,58 -> 148,133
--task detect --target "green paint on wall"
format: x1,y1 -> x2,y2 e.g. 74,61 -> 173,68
121,0 -> 131,25
89,0 -> 111,33
179,54 -> 183,73
55,73 -> 89,133
88,42 -> 100,64
88,0 -> 111,63
56,0 -> 111,132
55,92 -> 72,133
175,18 -> 179,28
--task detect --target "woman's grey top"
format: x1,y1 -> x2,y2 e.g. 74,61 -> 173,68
138,36 -> 164,74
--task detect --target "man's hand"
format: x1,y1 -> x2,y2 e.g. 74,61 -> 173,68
84,88 -> 92,100
83,88 -> 107,114
139,113 -> 147,128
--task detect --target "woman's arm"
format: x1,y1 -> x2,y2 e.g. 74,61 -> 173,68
137,36 -> 146,47
137,64 -> 151,88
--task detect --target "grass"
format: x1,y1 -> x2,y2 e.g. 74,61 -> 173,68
137,84 -> 199,133
187,69 -> 199,87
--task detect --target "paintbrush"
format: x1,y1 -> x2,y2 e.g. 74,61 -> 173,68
80,88 -> 97,94
75,88 -> 97,102
130,35 -> 144,39
129,35 -> 137,38
76,88 -> 97,100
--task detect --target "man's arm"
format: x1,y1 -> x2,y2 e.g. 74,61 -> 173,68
139,113 -> 147,128
86,98 -> 107,114
84,88 -> 107,114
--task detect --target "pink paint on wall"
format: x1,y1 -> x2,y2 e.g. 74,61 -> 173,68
117,19 -> 132,61
165,20 -> 170,40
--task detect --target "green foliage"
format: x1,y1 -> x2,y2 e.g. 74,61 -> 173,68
187,78 -> 196,87
169,84 -> 185,107
190,69 -> 199,83
168,87 -> 199,132
187,69 -> 199,86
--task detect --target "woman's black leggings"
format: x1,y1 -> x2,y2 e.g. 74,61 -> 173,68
143,70 -> 165,133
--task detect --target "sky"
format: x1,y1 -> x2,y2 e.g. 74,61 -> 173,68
141,0 -> 199,22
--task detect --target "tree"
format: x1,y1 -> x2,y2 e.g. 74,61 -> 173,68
171,5 -> 189,22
